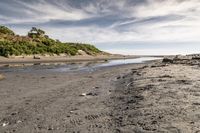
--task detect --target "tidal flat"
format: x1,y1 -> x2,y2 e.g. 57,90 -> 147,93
1,56 -> 200,132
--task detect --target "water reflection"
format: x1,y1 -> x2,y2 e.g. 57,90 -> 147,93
0,57 -> 161,73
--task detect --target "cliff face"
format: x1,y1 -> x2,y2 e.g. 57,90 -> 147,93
0,26 -> 103,57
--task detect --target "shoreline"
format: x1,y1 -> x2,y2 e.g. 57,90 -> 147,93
0,55 -> 141,64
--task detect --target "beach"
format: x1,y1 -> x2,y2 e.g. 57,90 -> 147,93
1,57 -> 200,132
0,61 -> 143,133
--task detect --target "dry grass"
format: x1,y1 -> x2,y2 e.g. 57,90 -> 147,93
0,74 -> 4,80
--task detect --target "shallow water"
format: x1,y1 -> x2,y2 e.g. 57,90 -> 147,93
0,57 -> 161,73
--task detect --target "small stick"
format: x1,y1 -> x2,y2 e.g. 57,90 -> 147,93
126,82 -> 134,87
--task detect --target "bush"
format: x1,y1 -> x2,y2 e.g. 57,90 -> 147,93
0,26 -> 102,57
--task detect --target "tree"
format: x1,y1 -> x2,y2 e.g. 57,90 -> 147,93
0,26 -> 15,35
28,27 -> 45,38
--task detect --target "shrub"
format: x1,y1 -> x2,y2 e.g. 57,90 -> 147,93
0,26 -> 102,57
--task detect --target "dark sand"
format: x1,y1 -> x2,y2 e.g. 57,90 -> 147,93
1,59 -> 200,132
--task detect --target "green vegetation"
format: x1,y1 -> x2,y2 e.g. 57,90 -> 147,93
0,26 -> 102,57
0,26 -> 15,35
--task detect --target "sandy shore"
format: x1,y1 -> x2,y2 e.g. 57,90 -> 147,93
1,58 -> 200,132
0,54 -> 139,64
0,63 -> 144,133
112,61 -> 200,132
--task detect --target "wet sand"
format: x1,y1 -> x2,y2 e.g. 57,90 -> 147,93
1,59 -> 200,132
0,63 -> 143,133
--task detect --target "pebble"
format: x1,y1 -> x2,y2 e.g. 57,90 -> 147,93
11,112 -> 18,116
70,111 -> 74,113
17,120 -> 22,124
80,93 -> 87,96
48,127 -> 54,130
116,76 -> 121,79
2,122 -> 9,127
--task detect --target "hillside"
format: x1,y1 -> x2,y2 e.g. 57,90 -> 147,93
0,26 -> 103,57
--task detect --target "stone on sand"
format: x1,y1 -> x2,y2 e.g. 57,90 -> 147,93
0,74 -> 4,80
80,93 -> 87,96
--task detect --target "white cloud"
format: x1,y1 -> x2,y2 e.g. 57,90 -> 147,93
107,47 -> 200,55
132,0 -> 200,18
2,0 -> 200,55
2,0 -> 91,24
48,0 -> 200,43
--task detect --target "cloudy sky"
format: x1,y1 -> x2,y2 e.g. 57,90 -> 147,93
1,0 -> 200,55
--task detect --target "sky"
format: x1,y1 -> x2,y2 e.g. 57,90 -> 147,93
1,0 -> 200,55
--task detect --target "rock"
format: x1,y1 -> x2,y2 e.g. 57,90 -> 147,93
0,74 -> 4,80
160,75 -> 173,78
48,126 -> 54,130
193,103 -> 200,106
151,64 -> 166,68
80,93 -> 87,96
70,111 -> 74,113
174,55 -> 192,60
188,54 -> 200,59
17,120 -> 22,124
33,56 -> 40,59
116,76 -> 121,79
162,58 -> 173,63
192,57 -> 200,60
77,50 -> 87,56
11,112 -> 18,116
86,92 -> 98,96
2,122 -> 9,127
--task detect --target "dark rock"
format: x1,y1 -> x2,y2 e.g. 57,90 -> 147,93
11,112 -> 18,116
174,55 -> 191,60
116,76 -> 121,79
48,126 -> 54,130
162,58 -> 173,63
193,103 -> 200,106
159,75 -> 173,78
192,57 -> 200,60
86,92 -> 98,96
151,64 -> 166,68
